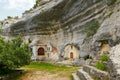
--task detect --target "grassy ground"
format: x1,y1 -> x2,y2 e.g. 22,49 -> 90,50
13,62 -> 80,80
25,62 -> 80,76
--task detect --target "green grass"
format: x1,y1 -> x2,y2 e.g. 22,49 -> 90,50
24,62 -> 79,74
11,62 -> 80,80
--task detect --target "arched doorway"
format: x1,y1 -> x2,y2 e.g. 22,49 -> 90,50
38,47 -> 45,55
70,52 -> 73,58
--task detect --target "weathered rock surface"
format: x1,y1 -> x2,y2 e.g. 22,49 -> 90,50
2,0 -> 109,58
93,3 -> 120,43
107,44 -> 120,80
83,65 -> 109,80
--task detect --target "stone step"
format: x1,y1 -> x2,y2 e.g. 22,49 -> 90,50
83,65 -> 109,80
77,69 -> 93,80
72,73 -> 80,80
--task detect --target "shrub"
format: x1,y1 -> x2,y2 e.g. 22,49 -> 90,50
23,8 -> 32,15
33,0 -> 40,8
0,36 -> 31,71
101,54 -> 109,62
7,16 -> 12,19
95,61 -> 106,71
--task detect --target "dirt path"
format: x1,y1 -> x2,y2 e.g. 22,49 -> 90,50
19,69 -> 70,80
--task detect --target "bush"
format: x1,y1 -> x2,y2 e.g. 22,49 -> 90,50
33,0 -> 40,8
101,54 -> 109,62
0,36 -> 31,71
7,16 -> 12,19
95,61 -> 106,71
23,9 -> 32,15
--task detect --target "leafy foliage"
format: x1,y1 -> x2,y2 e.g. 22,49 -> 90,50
24,62 -> 80,74
22,9 -> 33,15
7,16 -> 12,19
95,61 -> 107,71
33,0 -> 40,8
0,36 -> 31,72
95,54 -> 109,71
23,0 -> 40,15
101,54 -> 109,62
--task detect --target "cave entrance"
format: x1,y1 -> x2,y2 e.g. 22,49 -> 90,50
70,52 -> 73,58
38,47 -> 45,55
100,40 -> 110,55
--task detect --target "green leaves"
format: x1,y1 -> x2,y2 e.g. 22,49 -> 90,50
0,36 -> 32,71
95,54 -> 109,71
101,54 -> 109,62
95,61 -> 107,71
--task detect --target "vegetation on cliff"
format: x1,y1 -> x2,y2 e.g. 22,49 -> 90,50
107,0 -> 117,6
81,20 -> 100,37
95,54 -> 109,71
22,0 -> 41,15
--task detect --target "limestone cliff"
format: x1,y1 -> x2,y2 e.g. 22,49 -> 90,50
1,0 -> 120,58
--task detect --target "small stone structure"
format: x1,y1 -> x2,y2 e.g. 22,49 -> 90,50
62,44 -> 80,60
30,39 -> 59,61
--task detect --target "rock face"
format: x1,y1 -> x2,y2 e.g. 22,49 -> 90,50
2,0 -> 108,59
107,44 -> 120,80
72,65 -> 109,80
1,0 -> 120,63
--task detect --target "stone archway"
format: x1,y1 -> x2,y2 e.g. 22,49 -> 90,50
70,52 -> 73,58
38,47 -> 45,55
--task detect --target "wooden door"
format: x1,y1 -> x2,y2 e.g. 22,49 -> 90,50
38,47 -> 44,55
70,52 -> 73,58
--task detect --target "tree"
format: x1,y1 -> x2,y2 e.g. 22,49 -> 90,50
7,16 -> 12,19
33,0 -> 40,8
0,36 -> 31,72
